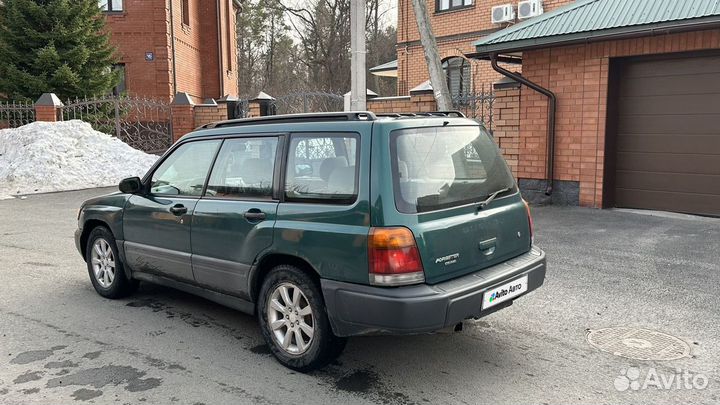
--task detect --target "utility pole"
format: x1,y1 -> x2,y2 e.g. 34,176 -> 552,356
410,0 -> 452,110
350,0 -> 366,111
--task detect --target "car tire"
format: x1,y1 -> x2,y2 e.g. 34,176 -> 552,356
85,226 -> 138,299
257,265 -> 347,371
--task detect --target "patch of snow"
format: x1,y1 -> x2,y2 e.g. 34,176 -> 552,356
0,120 -> 159,199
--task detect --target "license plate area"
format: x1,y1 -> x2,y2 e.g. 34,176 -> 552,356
482,275 -> 528,310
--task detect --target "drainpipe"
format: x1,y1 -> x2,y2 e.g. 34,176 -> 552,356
216,0 -> 225,98
490,53 -> 556,196
169,0 -> 178,95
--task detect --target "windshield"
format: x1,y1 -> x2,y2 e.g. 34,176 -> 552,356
390,125 -> 516,213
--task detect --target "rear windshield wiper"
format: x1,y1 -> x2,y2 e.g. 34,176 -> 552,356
478,187 -> 510,209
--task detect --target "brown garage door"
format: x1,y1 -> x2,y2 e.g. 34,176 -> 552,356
613,53 -> 720,216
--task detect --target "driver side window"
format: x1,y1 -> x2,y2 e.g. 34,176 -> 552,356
151,140 -> 220,196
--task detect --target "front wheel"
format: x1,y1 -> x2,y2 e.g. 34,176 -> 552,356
257,265 -> 346,371
85,227 -> 137,299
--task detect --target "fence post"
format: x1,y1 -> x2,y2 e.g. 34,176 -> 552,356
114,97 -> 122,138
35,93 -> 63,122
251,91 -> 275,117
170,92 -> 195,142
409,81 -> 437,112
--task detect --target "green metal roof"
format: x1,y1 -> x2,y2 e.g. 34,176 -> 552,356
473,0 -> 720,55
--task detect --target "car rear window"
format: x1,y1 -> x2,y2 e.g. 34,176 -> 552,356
390,126 -> 516,213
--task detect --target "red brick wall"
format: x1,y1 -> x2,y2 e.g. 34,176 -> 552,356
104,0 -> 239,102
35,105 -> 59,122
171,104 -> 195,142
395,0 -> 575,94
193,104 -> 228,127
517,29 -> 720,207
104,0 -> 174,101
367,93 -> 438,113
493,87 -> 521,176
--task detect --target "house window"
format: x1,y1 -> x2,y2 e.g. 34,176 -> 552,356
443,57 -> 471,99
99,0 -> 123,12
112,64 -> 126,96
181,0 -> 190,26
437,0 -> 472,12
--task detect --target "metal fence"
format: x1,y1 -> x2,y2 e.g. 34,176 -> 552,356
452,91 -> 495,133
0,100 -> 36,129
271,91 -> 344,115
62,96 -> 173,154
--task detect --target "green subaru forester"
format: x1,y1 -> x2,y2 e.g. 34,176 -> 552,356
75,111 -> 546,371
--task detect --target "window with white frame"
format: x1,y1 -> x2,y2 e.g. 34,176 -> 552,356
98,0 -> 123,12
437,0 -> 472,12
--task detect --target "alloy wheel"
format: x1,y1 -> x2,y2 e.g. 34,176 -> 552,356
266,282 -> 315,354
91,238 -> 115,288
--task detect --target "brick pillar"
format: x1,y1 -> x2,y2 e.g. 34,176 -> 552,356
170,92 -> 195,142
194,99 -> 230,128
248,101 -> 261,117
251,91 -> 275,116
35,93 -> 63,122
404,80 -> 436,112
409,89 -> 437,112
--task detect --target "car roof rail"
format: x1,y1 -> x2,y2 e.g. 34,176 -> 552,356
200,111 -> 377,129
374,111 -> 466,119
417,111 -> 466,117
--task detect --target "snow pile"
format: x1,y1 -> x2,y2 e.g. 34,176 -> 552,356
0,120 -> 159,198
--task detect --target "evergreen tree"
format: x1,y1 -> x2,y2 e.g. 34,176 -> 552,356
0,0 -> 120,101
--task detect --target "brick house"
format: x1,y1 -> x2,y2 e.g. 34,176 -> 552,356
100,0 -> 240,102
376,0 -> 573,96
471,0 -> 720,216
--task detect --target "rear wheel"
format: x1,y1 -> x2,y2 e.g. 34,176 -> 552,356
257,265 -> 346,371
86,227 -> 137,299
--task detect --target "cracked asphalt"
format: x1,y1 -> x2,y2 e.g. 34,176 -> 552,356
1,188 -> 718,404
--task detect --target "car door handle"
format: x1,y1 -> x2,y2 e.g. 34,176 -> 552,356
169,204 -> 187,216
243,209 -> 266,222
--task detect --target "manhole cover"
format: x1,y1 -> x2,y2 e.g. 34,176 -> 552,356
587,327 -> 691,361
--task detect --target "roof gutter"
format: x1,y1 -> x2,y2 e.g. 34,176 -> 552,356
475,17 -> 720,57
490,53 -> 556,196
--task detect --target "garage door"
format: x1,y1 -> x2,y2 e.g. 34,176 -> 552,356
613,53 -> 720,216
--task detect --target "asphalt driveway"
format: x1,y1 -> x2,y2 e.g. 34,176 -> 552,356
0,188 -> 718,404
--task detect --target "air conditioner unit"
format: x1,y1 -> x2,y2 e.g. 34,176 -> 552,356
518,0 -> 543,19
491,4 -> 515,24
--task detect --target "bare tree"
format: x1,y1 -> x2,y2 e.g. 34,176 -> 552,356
410,0 -> 452,110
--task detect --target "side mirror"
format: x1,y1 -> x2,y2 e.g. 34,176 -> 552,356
119,177 -> 143,194
295,164 -> 313,177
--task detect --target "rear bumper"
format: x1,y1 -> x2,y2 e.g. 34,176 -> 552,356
321,246 -> 546,337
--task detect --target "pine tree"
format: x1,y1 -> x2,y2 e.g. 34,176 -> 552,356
0,0 -> 120,101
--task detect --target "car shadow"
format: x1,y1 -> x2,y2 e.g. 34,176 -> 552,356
122,281 -> 531,404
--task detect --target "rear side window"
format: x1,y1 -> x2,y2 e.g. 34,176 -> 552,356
150,140 -> 221,196
285,133 -> 358,203
205,137 -> 279,199
391,126 -> 515,213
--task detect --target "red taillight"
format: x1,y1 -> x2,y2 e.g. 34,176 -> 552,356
523,199 -> 534,244
368,227 -> 425,286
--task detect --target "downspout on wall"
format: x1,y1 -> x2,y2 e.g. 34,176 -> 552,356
216,0 -> 225,98
490,53 -> 556,196
169,0 -> 178,95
